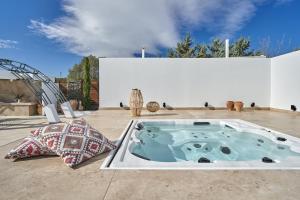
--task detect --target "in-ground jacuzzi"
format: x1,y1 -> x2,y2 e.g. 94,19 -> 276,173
101,119 -> 300,169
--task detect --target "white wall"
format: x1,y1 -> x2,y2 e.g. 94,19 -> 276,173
99,58 -> 271,108
271,51 -> 300,111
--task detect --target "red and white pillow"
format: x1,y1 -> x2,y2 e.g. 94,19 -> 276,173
41,118 -> 116,167
4,127 -> 58,159
5,118 -> 116,168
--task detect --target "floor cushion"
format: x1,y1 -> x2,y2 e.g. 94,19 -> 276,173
5,127 -> 57,159
41,118 -> 116,167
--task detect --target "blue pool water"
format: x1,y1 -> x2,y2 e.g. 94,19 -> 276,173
129,122 -> 300,163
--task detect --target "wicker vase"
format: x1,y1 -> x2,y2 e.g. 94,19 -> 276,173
146,101 -> 160,112
129,89 -> 143,116
226,101 -> 234,111
234,101 -> 244,112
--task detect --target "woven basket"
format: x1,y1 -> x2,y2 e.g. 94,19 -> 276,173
146,101 -> 160,112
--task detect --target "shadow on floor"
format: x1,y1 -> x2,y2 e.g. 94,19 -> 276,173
73,152 -> 110,169
11,152 -> 109,169
0,123 -> 47,131
0,124 -> 44,130
0,117 -> 48,130
13,155 -> 59,162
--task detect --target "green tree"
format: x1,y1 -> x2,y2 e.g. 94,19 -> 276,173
168,33 -> 195,58
195,44 -> 209,58
167,48 -> 177,58
208,39 -> 225,57
168,35 -> 262,58
67,64 -> 82,80
68,55 -> 99,80
230,37 -> 251,56
82,57 -> 91,110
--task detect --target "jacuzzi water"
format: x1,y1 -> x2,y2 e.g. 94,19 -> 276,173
130,122 -> 300,163
101,119 -> 300,169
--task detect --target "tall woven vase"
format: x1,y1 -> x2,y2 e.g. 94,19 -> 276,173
129,89 -> 143,117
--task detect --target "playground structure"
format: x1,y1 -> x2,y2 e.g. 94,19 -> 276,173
0,58 -> 75,123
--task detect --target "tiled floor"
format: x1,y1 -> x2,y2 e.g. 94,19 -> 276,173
1,109 -> 300,200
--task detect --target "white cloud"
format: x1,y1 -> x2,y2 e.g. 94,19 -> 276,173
29,0 -> 293,57
0,39 -> 18,49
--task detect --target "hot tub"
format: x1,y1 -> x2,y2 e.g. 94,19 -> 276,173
101,119 -> 300,170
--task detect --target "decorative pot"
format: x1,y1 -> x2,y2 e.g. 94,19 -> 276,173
69,99 -> 78,110
129,89 -> 143,117
146,101 -> 160,112
226,101 -> 234,111
234,101 -> 244,112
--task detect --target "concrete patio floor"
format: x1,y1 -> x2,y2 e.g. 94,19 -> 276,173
0,109 -> 300,200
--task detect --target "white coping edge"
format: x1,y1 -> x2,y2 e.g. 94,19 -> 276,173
100,120 -> 134,169
100,119 -> 300,170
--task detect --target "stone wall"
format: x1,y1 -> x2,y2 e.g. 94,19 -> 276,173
0,79 -> 41,103
0,102 -> 37,116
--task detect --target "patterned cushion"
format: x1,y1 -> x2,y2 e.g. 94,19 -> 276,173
5,123 -> 68,159
41,118 -> 116,167
5,129 -> 55,159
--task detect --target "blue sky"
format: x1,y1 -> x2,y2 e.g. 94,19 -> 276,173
0,0 -> 80,77
0,0 -> 300,77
